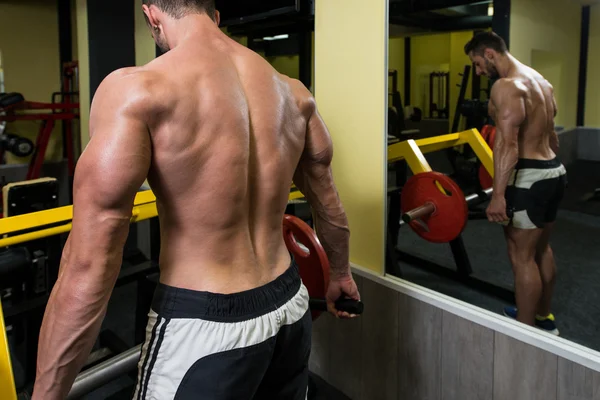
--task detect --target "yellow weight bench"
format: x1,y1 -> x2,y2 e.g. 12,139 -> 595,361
387,128 -> 494,175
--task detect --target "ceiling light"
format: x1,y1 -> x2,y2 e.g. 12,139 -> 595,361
263,34 -> 289,41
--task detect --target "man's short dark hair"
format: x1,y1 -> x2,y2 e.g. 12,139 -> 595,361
464,31 -> 508,56
142,0 -> 216,20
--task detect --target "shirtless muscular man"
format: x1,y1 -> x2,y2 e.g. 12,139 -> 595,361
465,32 -> 566,336
31,1 -> 360,398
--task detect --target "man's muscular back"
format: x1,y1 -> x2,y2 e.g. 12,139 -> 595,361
113,35 -> 315,293
489,64 -> 558,160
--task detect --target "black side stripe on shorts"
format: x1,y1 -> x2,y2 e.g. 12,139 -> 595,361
141,318 -> 170,400
137,316 -> 161,400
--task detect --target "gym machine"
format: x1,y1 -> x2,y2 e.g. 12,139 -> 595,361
388,69 -> 405,144
388,69 -> 421,144
450,65 -> 492,135
0,62 -> 80,186
429,71 -> 450,119
386,70 -> 421,274
385,129 -> 515,304
446,65 -> 494,190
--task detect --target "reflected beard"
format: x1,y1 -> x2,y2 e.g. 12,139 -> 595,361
486,60 -> 499,79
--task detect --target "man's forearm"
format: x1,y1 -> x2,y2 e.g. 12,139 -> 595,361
294,163 -> 351,278
492,142 -> 518,198
314,205 -> 350,279
32,250 -> 121,399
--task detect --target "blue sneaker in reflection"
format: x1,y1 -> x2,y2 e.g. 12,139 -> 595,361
502,306 -> 560,336
535,314 -> 560,336
503,306 -> 518,320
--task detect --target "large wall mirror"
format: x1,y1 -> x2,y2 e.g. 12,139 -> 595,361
386,0 -> 600,354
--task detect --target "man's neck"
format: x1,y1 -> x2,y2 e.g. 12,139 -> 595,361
163,13 -> 219,50
497,53 -> 519,79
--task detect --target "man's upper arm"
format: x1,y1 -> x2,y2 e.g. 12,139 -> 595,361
292,95 -> 337,212
303,99 -> 333,168
70,69 -> 153,253
492,80 -> 526,146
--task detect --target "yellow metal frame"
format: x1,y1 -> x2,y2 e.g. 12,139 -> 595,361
0,301 -> 16,400
0,189 -> 305,248
387,128 -> 494,177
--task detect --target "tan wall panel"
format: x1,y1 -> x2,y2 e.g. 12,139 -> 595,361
314,0 -> 387,274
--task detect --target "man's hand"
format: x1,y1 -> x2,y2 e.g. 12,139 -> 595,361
326,275 -> 361,319
486,194 -> 508,223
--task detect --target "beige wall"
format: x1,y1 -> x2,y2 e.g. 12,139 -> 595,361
135,2 -> 156,67
75,0 -> 91,149
510,0 -> 581,129
585,5 -> 600,127
410,33 -> 451,117
0,0 -> 62,163
389,31 -> 475,131
266,55 -> 300,80
315,0 -> 387,274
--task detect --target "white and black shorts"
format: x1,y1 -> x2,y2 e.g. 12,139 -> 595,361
505,157 -> 567,230
132,261 -> 311,400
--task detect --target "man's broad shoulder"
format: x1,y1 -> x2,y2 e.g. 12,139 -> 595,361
492,78 -> 527,95
281,75 -> 316,117
96,67 -> 166,119
491,78 -> 527,105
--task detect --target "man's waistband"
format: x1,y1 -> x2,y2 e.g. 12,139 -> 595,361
151,260 -> 301,322
515,157 -> 563,170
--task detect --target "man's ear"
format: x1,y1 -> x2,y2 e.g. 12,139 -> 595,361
214,10 -> 221,26
143,4 -> 161,29
484,48 -> 495,61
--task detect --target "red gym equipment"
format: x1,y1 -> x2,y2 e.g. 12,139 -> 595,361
283,214 -> 364,320
0,62 -> 80,181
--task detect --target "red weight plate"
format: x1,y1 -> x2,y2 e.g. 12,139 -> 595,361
479,126 -> 496,189
401,172 -> 468,243
480,124 -> 492,141
478,167 -> 493,189
488,126 -> 496,149
282,214 -> 330,320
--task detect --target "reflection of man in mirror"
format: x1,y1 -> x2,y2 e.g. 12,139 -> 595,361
464,32 -> 567,336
